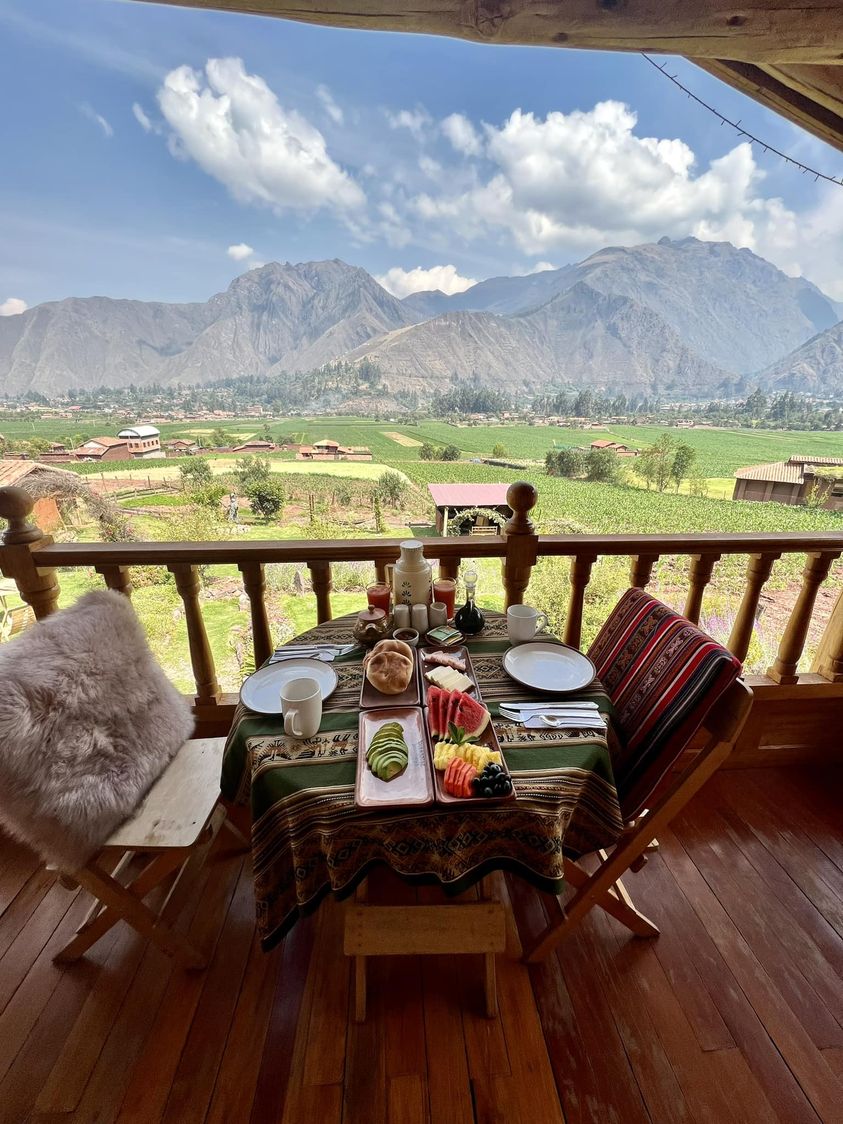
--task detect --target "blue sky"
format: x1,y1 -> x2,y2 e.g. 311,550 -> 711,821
1,0 -> 842,314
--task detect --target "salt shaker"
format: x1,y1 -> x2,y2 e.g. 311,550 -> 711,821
393,603 -> 411,631
411,603 -> 429,634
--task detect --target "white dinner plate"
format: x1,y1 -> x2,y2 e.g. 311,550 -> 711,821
239,658 -> 338,715
502,641 -> 596,695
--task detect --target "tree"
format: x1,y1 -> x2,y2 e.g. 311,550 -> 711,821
549,447 -> 586,478
585,448 -> 621,483
634,433 -> 674,492
669,442 -> 697,491
179,458 -> 212,488
210,427 -> 231,447
191,482 -> 227,509
245,478 -> 284,522
418,442 -> 437,461
374,470 -> 408,508
373,493 -> 386,533
235,455 -> 271,488
491,443 -> 507,458
441,444 -> 461,461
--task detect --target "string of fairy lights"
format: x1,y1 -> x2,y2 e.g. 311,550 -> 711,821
641,54 -> 843,187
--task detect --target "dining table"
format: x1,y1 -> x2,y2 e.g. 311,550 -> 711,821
221,610 -> 625,952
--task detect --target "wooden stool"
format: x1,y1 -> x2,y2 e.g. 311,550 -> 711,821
344,875 -> 506,1021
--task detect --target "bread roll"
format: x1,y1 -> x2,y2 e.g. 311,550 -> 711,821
365,650 -> 414,695
372,638 -> 414,661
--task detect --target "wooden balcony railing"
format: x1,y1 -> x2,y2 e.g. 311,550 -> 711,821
1,481 -> 842,764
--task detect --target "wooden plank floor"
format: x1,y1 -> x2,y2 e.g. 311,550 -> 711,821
0,766 -> 841,1123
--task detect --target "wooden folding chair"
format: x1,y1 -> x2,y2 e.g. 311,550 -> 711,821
521,589 -> 752,963
53,736 -> 235,970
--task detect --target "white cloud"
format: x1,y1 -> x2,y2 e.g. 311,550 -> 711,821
132,102 -> 153,133
316,83 -> 344,125
387,108 -> 431,140
377,264 -> 477,298
0,297 -> 27,316
79,103 -> 113,138
157,58 -> 365,216
530,261 -> 556,273
407,101 -> 843,296
441,113 -> 482,157
227,242 -> 254,261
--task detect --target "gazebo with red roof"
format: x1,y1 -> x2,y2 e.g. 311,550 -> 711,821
427,483 -> 512,535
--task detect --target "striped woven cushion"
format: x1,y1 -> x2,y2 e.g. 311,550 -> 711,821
587,589 -> 742,819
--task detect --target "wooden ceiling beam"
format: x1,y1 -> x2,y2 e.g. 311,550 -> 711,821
696,59 -> 843,154
140,1 -> 843,65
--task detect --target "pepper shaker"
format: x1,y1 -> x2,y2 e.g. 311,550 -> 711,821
411,603 -> 429,634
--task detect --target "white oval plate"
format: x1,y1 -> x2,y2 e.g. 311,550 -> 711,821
240,658 -> 338,715
502,641 -> 596,695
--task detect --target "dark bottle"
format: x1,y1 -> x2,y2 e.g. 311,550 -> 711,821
455,567 -> 485,635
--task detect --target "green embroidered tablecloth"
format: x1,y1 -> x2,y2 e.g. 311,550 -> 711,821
221,613 -> 624,951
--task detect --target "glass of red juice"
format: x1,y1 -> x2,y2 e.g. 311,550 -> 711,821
366,582 -> 392,613
432,578 -> 456,618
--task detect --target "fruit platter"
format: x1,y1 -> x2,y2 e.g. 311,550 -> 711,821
425,680 -> 515,805
355,706 -> 435,809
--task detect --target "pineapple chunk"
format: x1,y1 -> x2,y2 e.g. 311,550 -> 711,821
425,666 -> 473,693
433,742 -> 462,771
460,744 -> 503,771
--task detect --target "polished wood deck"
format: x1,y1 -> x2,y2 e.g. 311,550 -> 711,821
1,767 -> 841,1124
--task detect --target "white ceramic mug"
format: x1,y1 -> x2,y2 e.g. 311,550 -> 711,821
281,676 -> 322,738
507,604 -> 548,645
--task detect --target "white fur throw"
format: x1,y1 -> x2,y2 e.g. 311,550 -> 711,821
0,589 -> 194,870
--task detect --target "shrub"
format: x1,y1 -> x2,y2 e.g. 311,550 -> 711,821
179,459 -> 212,487
374,470 -> 408,508
245,478 -> 285,522
235,455 -> 272,488
585,448 -> 621,483
441,444 -> 461,461
491,443 -> 507,458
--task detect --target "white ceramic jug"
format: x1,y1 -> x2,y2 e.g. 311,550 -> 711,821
386,540 -> 433,606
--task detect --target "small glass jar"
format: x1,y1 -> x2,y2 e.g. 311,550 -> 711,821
353,606 -> 390,648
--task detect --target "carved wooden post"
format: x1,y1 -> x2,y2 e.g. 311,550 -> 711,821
0,486 -> 60,620
564,554 -> 596,649
308,559 -> 333,623
438,557 -> 459,582
502,482 -> 538,610
239,561 -> 272,667
629,554 -> 658,589
374,558 -> 388,583
96,564 -> 133,598
813,584 -> 843,682
683,554 -> 720,625
769,551 -> 839,684
167,563 -> 220,704
727,552 -> 779,662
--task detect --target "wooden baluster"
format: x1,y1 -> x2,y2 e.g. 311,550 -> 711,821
374,558 -> 388,584
564,554 -> 596,649
96,564 -> 133,598
308,559 -> 333,623
813,584 -> 843,682
438,557 -> 459,582
167,563 -> 220,704
0,486 -> 60,620
239,561 -> 272,667
683,553 -> 721,625
629,553 -> 658,589
502,481 -> 538,609
769,551 -> 839,684
727,552 -> 780,662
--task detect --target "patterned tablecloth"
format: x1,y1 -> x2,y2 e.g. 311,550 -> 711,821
221,612 -> 624,951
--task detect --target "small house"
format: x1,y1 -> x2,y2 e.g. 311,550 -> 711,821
734,455 -> 843,510
427,483 -> 512,535
230,439 -> 276,454
117,425 -> 163,459
590,440 -> 638,457
72,437 -> 131,462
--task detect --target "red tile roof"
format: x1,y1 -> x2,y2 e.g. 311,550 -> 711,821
427,484 -> 511,508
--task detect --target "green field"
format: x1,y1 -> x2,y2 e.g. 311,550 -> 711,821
95,458 -> 402,483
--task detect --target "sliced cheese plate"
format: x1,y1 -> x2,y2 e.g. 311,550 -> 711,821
355,706 -> 435,810
417,645 -> 479,703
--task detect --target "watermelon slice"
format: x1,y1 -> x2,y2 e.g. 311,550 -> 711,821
433,687 -> 447,737
427,686 -> 442,737
445,690 -> 461,735
451,692 -> 490,740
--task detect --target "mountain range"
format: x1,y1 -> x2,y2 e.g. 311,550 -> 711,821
1,237 -> 841,401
